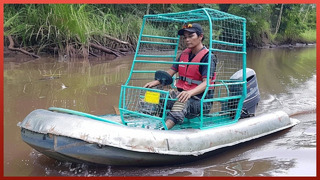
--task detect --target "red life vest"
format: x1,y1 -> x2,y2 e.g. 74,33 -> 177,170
176,48 -> 216,91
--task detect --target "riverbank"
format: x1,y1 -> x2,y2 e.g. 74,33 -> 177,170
3,47 -> 316,176
255,42 -> 316,49
3,42 -> 316,62
4,4 -> 316,61
3,45 -> 134,62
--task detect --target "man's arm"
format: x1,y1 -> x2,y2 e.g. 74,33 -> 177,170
143,69 -> 176,88
177,78 -> 207,103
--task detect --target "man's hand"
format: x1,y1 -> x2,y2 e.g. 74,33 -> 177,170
177,90 -> 193,103
143,80 -> 160,88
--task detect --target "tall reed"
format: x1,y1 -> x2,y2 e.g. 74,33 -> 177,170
4,4 -> 145,58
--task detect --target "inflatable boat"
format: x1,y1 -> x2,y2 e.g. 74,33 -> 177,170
18,8 -> 299,166
18,109 -> 298,166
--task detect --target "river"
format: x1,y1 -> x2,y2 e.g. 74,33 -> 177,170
3,46 -> 316,176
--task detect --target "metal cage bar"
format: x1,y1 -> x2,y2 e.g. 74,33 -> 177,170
119,8 -> 247,130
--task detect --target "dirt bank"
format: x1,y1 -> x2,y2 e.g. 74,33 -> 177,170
3,42 -> 316,61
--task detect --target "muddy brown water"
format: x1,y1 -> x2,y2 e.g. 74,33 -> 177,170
3,46 -> 316,176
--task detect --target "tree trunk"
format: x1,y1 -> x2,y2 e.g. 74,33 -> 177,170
302,4 -> 311,23
104,35 -> 133,47
274,4 -> 283,36
89,43 -> 125,57
7,35 -> 40,58
219,4 -> 231,12
146,4 -> 150,15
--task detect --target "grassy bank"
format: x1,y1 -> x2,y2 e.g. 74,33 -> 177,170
4,4 -> 142,58
4,4 -> 317,59
299,29 -> 317,43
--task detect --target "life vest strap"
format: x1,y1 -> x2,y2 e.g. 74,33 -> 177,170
179,76 -> 202,85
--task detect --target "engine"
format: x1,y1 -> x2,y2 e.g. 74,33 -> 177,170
230,68 -> 261,118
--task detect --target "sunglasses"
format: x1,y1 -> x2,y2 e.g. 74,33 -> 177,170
182,24 -> 193,29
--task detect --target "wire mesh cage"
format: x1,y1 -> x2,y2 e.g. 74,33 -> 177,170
119,8 -> 247,130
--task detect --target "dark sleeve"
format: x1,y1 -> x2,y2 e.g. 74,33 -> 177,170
199,53 -> 217,78
170,54 -> 181,72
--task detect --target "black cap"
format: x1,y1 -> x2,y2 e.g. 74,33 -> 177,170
178,23 -> 203,35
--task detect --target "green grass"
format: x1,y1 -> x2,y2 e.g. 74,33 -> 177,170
299,29 -> 316,43
4,4 -> 317,57
4,4 -> 145,57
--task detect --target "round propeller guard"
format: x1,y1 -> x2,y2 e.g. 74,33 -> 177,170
155,70 -> 173,86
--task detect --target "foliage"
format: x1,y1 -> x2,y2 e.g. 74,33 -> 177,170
292,29 -> 317,43
4,4 -> 317,57
4,4 -> 143,57
228,4 -> 274,46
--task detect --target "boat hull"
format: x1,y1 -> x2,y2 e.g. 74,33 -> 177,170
18,109 -> 299,166
21,128 -> 203,166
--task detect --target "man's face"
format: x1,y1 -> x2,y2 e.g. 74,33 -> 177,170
183,31 -> 203,49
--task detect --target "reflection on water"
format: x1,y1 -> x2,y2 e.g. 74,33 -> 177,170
4,57 -> 131,115
3,46 -> 316,176
257,74 -> 316,116
247,47 -> 316,94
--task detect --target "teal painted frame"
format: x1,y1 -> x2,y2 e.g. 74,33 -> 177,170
119,8 -> 247,130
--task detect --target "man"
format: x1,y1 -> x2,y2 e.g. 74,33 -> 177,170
144,23 -> 217,130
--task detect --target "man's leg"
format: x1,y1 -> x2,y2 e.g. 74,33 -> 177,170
165,119 -> 176,129
165,101 -> 188,129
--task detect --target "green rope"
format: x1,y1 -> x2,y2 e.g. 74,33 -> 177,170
48,107 -> 123,126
